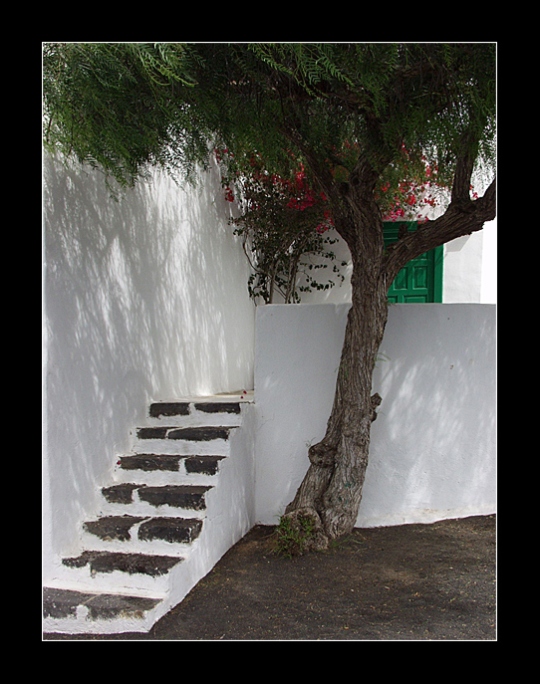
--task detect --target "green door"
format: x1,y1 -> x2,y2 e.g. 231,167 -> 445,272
384,221 -> 443,303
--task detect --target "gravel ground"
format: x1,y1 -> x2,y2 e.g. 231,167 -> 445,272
43,514 -> 496,641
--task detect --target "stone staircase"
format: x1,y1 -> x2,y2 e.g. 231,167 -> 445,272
43,396 -> 254,635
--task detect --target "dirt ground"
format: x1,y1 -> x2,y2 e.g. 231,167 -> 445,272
43,514 -> 496,641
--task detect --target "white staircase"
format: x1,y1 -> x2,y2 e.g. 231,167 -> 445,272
43,396 -> 254,635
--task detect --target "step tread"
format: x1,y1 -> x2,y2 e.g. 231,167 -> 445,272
149,402 -> 190,418
185,455 -> 225,475
136,426 -> 232,441
119,454 -> 181,471
43,587 -> 161,620
194,402 -> 241,414
118,453 -> 224,474
138,485 -> 211,509
139,517 -> 203,544
84,514 -> 203,544
102,483 -> 212,509
149,401 -> 242,418
84,515 -> 146,541
101,483 -> 139,504
62,550 -> 182,576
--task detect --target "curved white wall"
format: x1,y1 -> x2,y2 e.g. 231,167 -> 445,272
254,303 -> 496,527
43,155 -> 255,578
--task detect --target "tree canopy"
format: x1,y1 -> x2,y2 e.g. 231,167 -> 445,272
43,43 -> 496,199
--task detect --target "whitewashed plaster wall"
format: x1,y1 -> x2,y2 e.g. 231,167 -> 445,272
443,217 -> 496,303
43,154 -> 255,580
254,303 -> 496,528
480,219 -> 497,304
443,232 -> 483,302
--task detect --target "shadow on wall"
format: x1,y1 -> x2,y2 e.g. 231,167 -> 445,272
43,154 -> 254,556
253,303 -> 495,527
363,304 -> 496,524
253,304 -> 350,523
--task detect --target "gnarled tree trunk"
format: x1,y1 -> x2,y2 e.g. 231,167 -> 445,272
283,165 -> 390,551
283,280 -> 388,550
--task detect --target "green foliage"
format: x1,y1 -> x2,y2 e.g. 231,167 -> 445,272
43,43 -> 212,187
44,42 -> 496,194
274,514 -> 316,558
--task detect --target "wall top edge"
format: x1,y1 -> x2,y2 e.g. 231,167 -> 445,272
256,302 -> 497,309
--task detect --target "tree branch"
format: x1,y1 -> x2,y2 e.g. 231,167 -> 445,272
382,175 -> 496,286
451,143 -> 477,204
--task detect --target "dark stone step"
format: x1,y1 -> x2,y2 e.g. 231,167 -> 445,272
102,483 -> 211,509
149,402 -> 190,418
62,550 -> 181,576
185,455 -> 225,475
102,483 -> 139,504
138,485 -> 211,510
139,517 -> 203,544
168,427 -> 231,441
117,454 -> 224,475
43,587 -> 161,620
84,515 -> 145,541
136,427 -> 170,440
137,426 -> 231,441
83,514 -> 203,545
194,402 -> 241,414
148,401 -> 241,418
119,454 -> 182,472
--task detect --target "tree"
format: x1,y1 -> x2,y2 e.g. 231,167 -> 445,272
43,42 -> 496,551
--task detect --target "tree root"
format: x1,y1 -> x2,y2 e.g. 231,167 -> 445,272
274,507 -> 329,555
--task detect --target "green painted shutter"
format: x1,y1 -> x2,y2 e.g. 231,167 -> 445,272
384,222 -> 443,303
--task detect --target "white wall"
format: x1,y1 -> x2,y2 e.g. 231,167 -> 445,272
292,232 -> 353,305
443,232 -> 482,302
481,219 -> 497,304
442,218 -> 497,303
43,154 -> 255,579
254,303 -> 496,527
